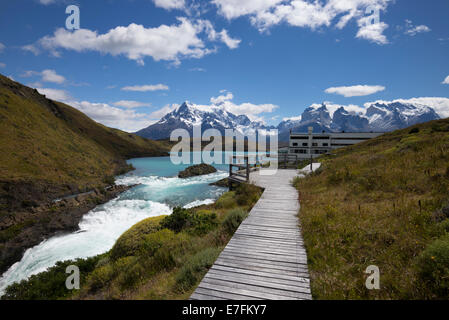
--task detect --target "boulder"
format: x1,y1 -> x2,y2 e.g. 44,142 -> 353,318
178,164 -> 217,179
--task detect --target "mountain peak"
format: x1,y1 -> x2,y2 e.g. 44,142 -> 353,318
136,101 -> 271,140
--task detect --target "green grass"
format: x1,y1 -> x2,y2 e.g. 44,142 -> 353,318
0,74 -> 169,203
2,183 -> 262,300
294,118 -> 449,299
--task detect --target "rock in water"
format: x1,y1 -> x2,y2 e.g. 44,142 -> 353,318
210,178 -> 229,187
178,164 -> 217,178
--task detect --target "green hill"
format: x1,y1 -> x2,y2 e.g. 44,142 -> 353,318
295,118 -> 449,299
0,74 -> 169,273
0,74 -> 168,209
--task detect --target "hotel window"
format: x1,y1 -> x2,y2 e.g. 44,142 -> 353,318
323,143 -> 328,147
312,143 -> 318,147
302,143 -> 308,146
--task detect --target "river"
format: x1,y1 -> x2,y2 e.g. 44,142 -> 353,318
0,154 -> 231,295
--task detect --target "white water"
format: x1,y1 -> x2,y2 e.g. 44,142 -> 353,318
0,162 -> 228,296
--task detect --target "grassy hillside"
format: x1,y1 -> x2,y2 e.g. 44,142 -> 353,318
0,74 -> 168,208
2,184 -> 263,300
294,118 -> 449,299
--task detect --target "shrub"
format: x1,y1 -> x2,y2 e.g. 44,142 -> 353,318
110,215 -> 165,260
87,264 -> 115,293
215,191 -> 237,209
175,247 -> 222,292
160,207 -> 218,235
142,229 -> 178,256
160,207 -> 192,232
416,236 -> 449,298
222,208 -> 248,235
2,255 -> 102,300
235,183 -> 262,206
103,175 -> 115,185
113,256 -> 144,289
189,211 -> 218,236
409,127 -> 420,134
437,220 -> 449,234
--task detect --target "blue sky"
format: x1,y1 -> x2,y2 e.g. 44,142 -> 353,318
0,0 -> 448,132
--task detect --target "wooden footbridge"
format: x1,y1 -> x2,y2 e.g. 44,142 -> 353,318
191,164 -> 314,300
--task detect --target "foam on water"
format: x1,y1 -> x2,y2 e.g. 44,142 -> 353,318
183,199 -> 215,209
0,197 -> 171,295
0,158 -> 228,296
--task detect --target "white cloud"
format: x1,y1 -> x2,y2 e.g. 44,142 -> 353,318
213,0 -> 284,20
41,69 -> 66,84
442,75 -> 449,85
113,100 -> 152,108
22,44 -> 41,55
148,91 -> 279,123
36,88 -> 72,101
22,69 -> 66,84
0,63 -> 5,68
0,42 -> 5,52
70,101 -> 156,132
189,67 -> 206,72
217,29 -> 241,49
39,0 -> 57,4
149,103 -> 180,119
35,87 -> 156,132
283,115 -> 302,122
213,0 -> 392,44
121,84 -> 169,92
356,17 -> 389,44
153,0 -> 185,10
209,91 -> 279,122
26,18 -> 239,65
325,85 -> 385,97
210,91 -> 233,104
404,20 -> 431,36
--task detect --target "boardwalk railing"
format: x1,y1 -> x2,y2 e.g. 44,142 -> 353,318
228,155 -> 259,188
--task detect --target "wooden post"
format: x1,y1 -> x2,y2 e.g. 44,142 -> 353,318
246,157 -> 250,182
310,154 -> 313,172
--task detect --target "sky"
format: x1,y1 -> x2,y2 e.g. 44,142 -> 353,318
0,0 -> 448,132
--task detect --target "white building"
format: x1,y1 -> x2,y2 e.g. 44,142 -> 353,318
289,127 -> 383,159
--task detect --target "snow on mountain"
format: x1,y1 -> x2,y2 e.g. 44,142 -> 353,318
135,101 -> 274,140
136,98 -> 448,141
283,99 -> 443,137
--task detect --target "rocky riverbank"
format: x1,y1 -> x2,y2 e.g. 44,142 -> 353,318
0,184 -> 132,275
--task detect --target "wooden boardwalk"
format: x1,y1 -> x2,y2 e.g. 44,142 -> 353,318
191,169 -> 312,300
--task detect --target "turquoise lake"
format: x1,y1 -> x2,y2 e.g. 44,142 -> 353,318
0,152 -> 237,295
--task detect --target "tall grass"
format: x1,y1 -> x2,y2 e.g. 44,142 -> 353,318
295,119 -> 449,299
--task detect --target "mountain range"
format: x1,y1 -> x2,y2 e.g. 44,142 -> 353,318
136,99 -> 445,141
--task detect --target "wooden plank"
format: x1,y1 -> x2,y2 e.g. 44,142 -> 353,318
207,269 -> 310,289
198,282 -> 297,300
210,265 -> 309,283
214,257 -> 308,275
190,292 -> 225,300
191,168 -> 311,300
203,272 -> 311,295
201,278 -> 311,300
193,287 -> 261,300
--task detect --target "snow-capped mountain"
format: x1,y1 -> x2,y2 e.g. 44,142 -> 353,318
136,99 -> 447,141
278,100 -> 442,138
136,102 -> 273,140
